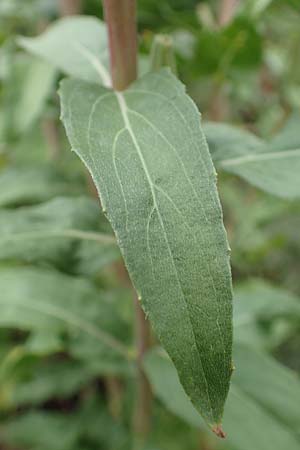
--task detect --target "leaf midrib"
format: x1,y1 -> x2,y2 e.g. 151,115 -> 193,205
0,229 -> 116,244
221,147 -> 300,167
72,41 -> 111,87
64,65 -> 230,422
114,91 -> 214,420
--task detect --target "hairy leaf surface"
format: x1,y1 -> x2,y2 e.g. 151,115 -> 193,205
60,69 -> 233,427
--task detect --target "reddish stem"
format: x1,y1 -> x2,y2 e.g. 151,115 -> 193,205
103,0 -> 137,90
60,0 -> 81,16
132,293 -> 152,438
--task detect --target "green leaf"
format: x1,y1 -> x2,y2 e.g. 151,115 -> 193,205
0,397 -> 130,450
234,279 -> 300,349
143,348 -> 200,429
0,196 -> 117,268
241,0 -> 274,17
144,345 -> 300,450
204,115 -> 300,198
74,239 -> 121,276
19,16 -> 110,85
19,16 -> 159,88
4,359 -> 96,409
0,53 -> 56,139
1,411 -> 80,450
0,267 -> 132,374
192,18 -> 262,76
10,124 -> 54,164
0,167 -> 73,207
59,69 -> 233,428
13,55 -> 56,134
232,344 -> 300,435
204,122 -> 263,162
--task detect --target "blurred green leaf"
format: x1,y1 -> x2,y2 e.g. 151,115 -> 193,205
2,359 -> 95,409
285,0 -> 300,9
0,411 -> 80,450
0,166 -> 74,207
13,55 -> 56,134
74,239 -> 120,276
204,115 -> 300,198
0,267 -> 132,374
240,0 -> 274,18
193,18 -> 262,77
144,344 -> 300,450
234,279 -> 300,349
0,396 -> 130,450
232,343 -> 300,434
19,15 -> 147,85
0,196 -> 116,269
0,52 -> 56,141
10,123 -> 54,164
204,121 -> 263,161
19,16 -> 110,85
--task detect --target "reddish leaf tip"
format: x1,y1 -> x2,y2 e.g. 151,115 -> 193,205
212,425 -> 226,439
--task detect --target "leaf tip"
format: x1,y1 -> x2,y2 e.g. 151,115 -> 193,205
212,424 -> 226,439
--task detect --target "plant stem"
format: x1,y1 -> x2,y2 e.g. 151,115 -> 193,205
209,0 -> 239,120
41,118 -> 61,160
102,0 -> 152,442
60,0 -> 82,16
59,0 -> 100,196
132,293 -> 152,441
102,0 -> 137,90
105,376 -> 123,419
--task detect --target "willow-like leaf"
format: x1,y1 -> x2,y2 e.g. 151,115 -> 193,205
59,69 -> 233,429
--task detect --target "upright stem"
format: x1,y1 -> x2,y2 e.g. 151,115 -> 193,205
103,0 -> 137,90
60,0 -> 82,16
102,0 -> 152,442
209,0 -> 239,120
60,0 -> 97,195
133,293 -> 152,440
42,119 -> 61,160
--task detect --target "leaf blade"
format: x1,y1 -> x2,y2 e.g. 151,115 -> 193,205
144,345 -> 300,450
0,267 -> 131,374
18,16 -> 110,86
0,196 -> 117,268
204,116 -> 300,198
59,69 -> 233,426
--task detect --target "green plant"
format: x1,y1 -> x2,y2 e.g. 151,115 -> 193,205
0,1 -> 300,450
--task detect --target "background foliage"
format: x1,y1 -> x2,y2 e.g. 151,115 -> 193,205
0,0 -> 300,449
